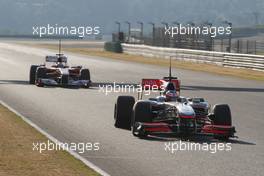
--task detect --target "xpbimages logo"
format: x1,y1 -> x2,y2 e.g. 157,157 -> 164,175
98,82 -> 166,95
32,140 -> 100,154
164,24 -> 231,38
164,141 -> 232,154
32,24 -> 100,38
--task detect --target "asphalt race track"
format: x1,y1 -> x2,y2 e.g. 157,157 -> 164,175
0,41 -> 264,176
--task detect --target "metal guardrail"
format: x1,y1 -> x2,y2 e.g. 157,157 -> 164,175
122,44 -> 264,71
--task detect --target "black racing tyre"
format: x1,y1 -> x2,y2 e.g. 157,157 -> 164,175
211,104 -> 232,126
132,101 -> 153,137
80,69 -> 90,81
29,65 -> 38,84
61,75 -> 69,85
133,101 -> 153,123
36,67 -> 47,79
35,67 -> 47,87
211,104 -> 232,141
114,96 -> 135,130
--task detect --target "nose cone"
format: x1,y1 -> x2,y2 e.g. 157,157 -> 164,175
177,104 -> 195,117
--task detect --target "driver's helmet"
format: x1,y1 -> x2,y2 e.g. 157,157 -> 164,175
165,82 -> 176,91
164,82 -> 178,101
165,90 -> 178,101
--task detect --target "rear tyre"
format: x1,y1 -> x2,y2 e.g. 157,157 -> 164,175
29,65 -> 38,84
132,101 -> 152,137
35,67 -> 46,87
211,104 -> 232,141
114,96 -> 135,130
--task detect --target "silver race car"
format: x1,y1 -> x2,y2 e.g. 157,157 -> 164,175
114,81 -> 236,140
114,61 -> 236,140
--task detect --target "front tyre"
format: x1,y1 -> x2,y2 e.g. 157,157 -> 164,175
210,104 -> 232,125
210,104 -> 232,141
80,69 -> 91,88
132,101 -> 152,137
35,67 -> 46,87
114,96 -> 135,130
29,65 -> 38,84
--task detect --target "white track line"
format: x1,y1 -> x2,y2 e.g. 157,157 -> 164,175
0,100 -> 111,176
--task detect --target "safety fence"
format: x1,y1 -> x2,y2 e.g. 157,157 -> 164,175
122,44 -> 264,71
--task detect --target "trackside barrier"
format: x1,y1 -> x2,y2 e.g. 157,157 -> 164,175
104,42 -> 123,53
121,44 -> 264,71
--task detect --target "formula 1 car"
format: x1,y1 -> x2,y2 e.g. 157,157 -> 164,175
114,64 -> 236,140
29,53 -> 91,88
29,54 -> 91,88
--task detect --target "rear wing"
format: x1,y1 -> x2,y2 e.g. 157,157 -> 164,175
45,55 -> 67,63
141,78 -> 180,92
138,78 -> 180,100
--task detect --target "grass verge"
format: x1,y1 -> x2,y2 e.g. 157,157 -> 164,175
22,43 -> 264,81
0,104 -> 100,176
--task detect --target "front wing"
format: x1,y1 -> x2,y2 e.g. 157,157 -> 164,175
134,122 -> 236,137
37,78 -> 91,87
